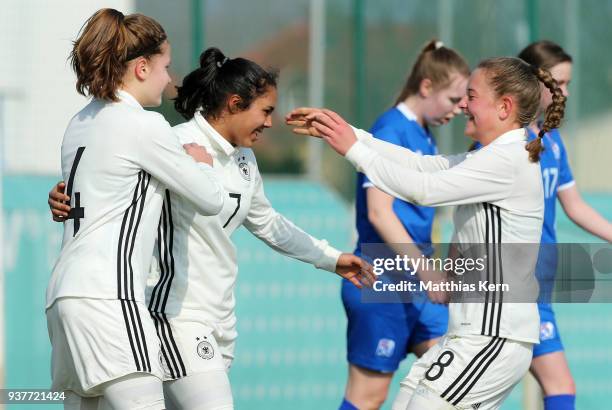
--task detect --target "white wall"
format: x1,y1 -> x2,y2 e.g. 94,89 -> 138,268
0,0 -> 134,175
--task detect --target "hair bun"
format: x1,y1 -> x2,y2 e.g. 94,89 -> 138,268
200,47 -> 226,69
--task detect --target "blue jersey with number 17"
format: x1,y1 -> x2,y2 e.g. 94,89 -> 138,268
528,128 -> 574,244
354,105 -> 437,257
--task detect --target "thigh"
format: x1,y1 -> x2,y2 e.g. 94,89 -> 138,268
63,391 -> 100,410
100,373 -> 164,410
342,279 -> 411,373
400,335 -> 533,410
156,315 -> 232,381
408,301 -> 448,356
48,298 -> 162,396
164,370 -> 233,410
533,304 -> 564,357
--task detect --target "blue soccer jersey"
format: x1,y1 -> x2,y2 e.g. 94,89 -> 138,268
529,128 -> 575,244
354,103 -> 438,257
345,103 -> 447,373
531,129 -> 574,358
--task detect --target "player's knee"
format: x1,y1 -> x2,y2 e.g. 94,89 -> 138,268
558,377 -> 576,396
348,388 -> 389,410
365,390 -> 389,410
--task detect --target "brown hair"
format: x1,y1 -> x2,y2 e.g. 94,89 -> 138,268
518,40 -> 572,71
395,39 -> 470,104
477,57 -> 566,162
70,8 -> 167,101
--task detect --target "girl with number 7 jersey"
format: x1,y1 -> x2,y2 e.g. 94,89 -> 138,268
49,47 -> 375,409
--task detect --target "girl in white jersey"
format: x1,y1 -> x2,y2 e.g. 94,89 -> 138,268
286,57 -> 566,409
47,9 -> 225,410
50,47 -> 374,409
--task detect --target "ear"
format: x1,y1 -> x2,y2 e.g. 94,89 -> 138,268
133,57 -> 149,81
226,94 -> 243,114
418,78 -> 433,98
498,95 -> 513,121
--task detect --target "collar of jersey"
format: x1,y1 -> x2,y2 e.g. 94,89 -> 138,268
489,128 -> 527,146
396,102 -> 418,122
193,111 -> 237,157
115,89 -> 143,109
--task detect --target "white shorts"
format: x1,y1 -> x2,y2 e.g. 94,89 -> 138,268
46,297 -> 163,396
393,334 -> 533,410
149,311 -> 237,381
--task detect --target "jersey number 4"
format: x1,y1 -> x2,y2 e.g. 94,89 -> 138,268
66,146 -> 86,236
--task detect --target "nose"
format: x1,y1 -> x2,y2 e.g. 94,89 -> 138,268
452,102 -> 463,115
264,115 -> 273,128
458,96 -> 468,111
562,85 -> 570,98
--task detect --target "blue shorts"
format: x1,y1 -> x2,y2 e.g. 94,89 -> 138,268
533,303 -> 564,357
341,279 -> 448,373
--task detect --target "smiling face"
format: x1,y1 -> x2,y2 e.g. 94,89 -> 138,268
422,72 -> 468,127
460,68 -> 504,142
225,87 -> 277,147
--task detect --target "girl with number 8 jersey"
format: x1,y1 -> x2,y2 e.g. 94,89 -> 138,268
286,56 -> 566,409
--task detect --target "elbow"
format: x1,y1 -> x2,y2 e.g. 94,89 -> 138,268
367,209 -> 386,230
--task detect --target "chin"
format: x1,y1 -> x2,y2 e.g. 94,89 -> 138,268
463,125 -> 474,138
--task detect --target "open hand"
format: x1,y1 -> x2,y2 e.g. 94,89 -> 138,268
335,253 -> 377,289
286,107 -> 357,156
184,143 -> 214,166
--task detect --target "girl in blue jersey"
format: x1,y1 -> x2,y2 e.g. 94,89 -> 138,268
518,40 -> 612,410
340,40 -> 469,410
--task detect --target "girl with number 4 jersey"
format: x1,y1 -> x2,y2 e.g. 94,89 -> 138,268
46,9 -> 225,410
286,56 -> 566,410
50,47 -> 374,410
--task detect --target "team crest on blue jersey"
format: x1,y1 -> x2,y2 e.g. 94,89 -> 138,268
540,321 -> 556,340
236,155 -> 251,181
375,338 -> 396,357
196,336 -> 215,360
551,141 -> 561,160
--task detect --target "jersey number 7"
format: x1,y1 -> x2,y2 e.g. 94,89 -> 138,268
66,146 -> 86,236
222,193 -> 241,228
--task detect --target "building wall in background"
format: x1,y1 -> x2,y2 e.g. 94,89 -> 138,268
0,0 -> 133,175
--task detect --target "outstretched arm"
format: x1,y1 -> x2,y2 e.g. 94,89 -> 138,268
243,170 -> 375,288
558,185 -> 612,242
286,107 -> 466,172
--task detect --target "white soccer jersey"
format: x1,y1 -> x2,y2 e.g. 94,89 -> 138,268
346,127 -> 543,343
47,90 -> 225,308
146,112 -> 341,324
